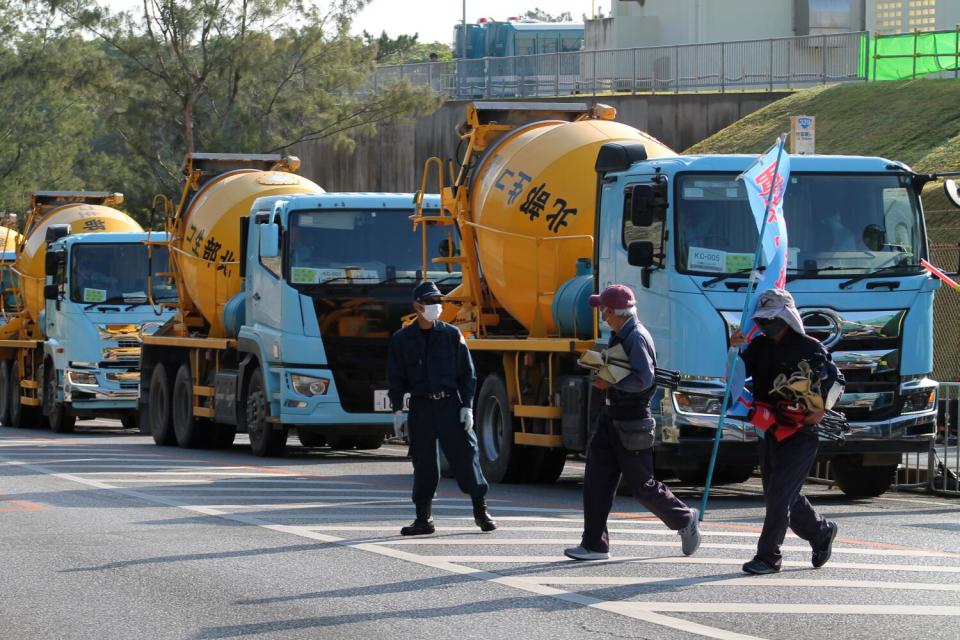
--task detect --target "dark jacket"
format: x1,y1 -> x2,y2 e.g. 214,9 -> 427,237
605,314 -> 657,420
741,329 -> 844,405
387,320 -> 476,412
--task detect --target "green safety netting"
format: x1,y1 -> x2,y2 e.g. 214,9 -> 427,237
861,30 -> 960,81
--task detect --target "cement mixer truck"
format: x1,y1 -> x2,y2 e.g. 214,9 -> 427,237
139,153 -> 457,455
414,101 -> 939,497
0,191 -> 176,432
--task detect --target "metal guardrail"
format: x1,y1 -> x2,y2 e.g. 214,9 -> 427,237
367,32 -> 866,99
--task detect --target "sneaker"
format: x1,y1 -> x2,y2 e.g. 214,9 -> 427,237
742,556 -> 781,575
563,545 -> 610,561
678,509 -> 701,556
811,521 -> 838,568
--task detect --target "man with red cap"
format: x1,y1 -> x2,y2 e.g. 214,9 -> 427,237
565,285 -> 700,561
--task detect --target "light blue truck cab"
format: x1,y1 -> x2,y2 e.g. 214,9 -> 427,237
592,148 -> 941,496
164,192 -> 460,455
42,231 -> 176,431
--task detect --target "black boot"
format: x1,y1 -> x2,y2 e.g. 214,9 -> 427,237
401,502 -> 435,536
472,496 -> 497,532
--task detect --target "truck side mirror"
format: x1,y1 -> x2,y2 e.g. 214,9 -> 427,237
259,222 -> 280,258
44,284 -> 59,301
627,241 -> 655,268
626,183 -> 667,227
945,179 -> 960,209
45,249 -> 65,277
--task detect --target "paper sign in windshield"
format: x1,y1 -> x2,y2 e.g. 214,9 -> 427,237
688,247 -> 725,272
688,247 -> 756,273
83,288 -> 107,303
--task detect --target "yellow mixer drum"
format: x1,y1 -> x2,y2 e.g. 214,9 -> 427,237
18,204 -> 142,323
177,170 -> 323,337
470,119 -> 676,333
0,227 -> 20,253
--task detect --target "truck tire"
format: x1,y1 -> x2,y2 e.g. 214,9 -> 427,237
529,447 -> 566,483
296,430 -> 326,448
476,373 -> 529,483
173,364 -> 206,448
355,434 -> 384,450
44,363 -> 75,434
9,362 -> 40,428
0,361 -> 11,426
149,363 -> 177,446
832,458 -> 896,498
120,415 -> 139,431
246,368 -> 287,457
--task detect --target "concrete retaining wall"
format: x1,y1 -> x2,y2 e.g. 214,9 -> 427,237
294,92 -> 790,193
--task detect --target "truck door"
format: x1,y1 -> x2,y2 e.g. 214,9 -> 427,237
249,218 -> 283,330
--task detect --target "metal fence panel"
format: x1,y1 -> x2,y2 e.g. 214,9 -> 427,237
368,31 -> 868,100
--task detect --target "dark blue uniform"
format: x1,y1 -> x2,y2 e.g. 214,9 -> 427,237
580,315 -> 694,553
387,320 -> 488,503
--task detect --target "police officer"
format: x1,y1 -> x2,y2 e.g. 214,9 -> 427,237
565,285 -> 701,561
735,288 -> 842,575
387,281 -> 497,536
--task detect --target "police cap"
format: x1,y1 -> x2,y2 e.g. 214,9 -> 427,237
412,280 -> 442,302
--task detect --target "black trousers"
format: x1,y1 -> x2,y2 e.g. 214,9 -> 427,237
408,395 -> 488,504
581,411 -> 693,553
756,429 -> 831,566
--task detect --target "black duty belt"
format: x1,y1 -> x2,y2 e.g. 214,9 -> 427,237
414,391 -> 452,401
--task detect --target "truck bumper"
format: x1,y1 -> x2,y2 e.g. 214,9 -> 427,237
274,366 -> 394,429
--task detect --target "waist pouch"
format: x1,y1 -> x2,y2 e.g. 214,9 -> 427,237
612,417 -> 656,451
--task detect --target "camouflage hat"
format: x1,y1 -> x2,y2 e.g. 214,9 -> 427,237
751,288 -> 804,335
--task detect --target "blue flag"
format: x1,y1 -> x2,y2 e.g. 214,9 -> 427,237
727,138 -> 791,418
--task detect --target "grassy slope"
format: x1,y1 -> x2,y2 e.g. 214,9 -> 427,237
686,79 -> 960,242
688,79 -> 960,378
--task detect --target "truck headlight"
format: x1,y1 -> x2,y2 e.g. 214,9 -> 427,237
901,389 -> 936,414
290,374 -> 330,397
673,391 -> 723,416
66,369 -> 99,386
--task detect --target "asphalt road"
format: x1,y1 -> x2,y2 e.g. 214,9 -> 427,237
1,420 -> 959,640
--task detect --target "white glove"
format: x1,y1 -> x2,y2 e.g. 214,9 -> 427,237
460,407 -> 474,432
393,411 -> 406,439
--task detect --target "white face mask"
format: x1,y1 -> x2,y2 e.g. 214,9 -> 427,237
421,304 -> 442,322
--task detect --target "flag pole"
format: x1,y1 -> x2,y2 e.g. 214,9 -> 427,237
699,136 -> 788,521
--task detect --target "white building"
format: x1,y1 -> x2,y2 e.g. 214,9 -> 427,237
587,0 -> 960,50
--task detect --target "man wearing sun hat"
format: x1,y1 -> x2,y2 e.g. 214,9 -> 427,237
564,284 -> 701,561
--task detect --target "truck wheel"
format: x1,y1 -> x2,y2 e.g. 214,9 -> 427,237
296,430 -> 326,448
246,368 -> 287,457
832,458 -> 896,497
149,363 -> 177,446
120,415 -> 139,431
173,364 -> 205,448
529,448 -> 566,483
476,373 -> 529,483
9,362 -> 40,428
0,361 -> 11,426
355,434 -> 384,450
44,363 -> 75,434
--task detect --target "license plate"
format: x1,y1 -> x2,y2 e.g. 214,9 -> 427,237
374,390 -> 409,412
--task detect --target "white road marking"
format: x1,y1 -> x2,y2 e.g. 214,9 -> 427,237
509,576 -> 960,592
415,555 -> 960,573
300,525 -> 768,537
617,602 -> 960,616
381,537 -> 957,558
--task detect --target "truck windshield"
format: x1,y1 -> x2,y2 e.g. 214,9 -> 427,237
676,173 -> 924,276
70,243 -> 176,304
286,209 -> 461,285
